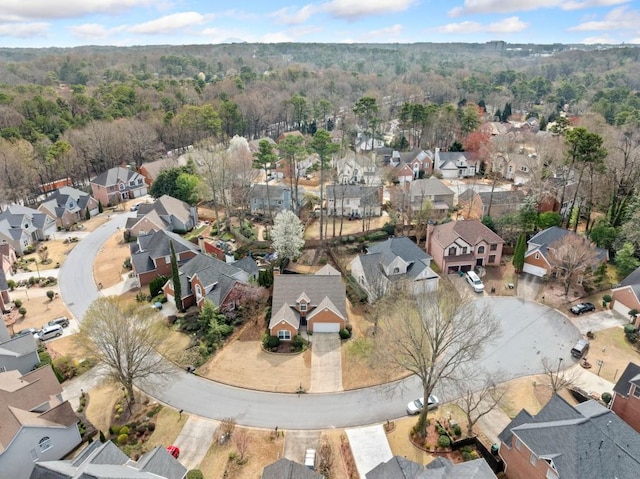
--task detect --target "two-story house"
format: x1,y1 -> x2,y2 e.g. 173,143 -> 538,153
333,154 -> 380,185
0,205 -> 57,255
125,195 -> 198,239
0,269 -> 12,313
432,149 -> 476,179
38,186 -> 99,229
611,266 -> 640,326
406,177 -> 455,216
426,220 -> 504,273
367,456 -> 497,478
138,156 -> 187,187
0,366 -> 82,479
610,362 -> 640,434
248,184 -> 301,216
326,185 -> 383,217
130,230 -> 199,287
499,394 -> 640,479
90,166 -> 148,206
457,189 -> 527,220
350,236 -> 440,303
0,242 -> 17,276
0,319 -> 40,374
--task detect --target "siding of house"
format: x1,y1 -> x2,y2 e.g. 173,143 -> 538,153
137,251 -> 197,286
500,440 -> 554,479
612,287 -> 640,325
524,252 -> 550,274
91,184 -> 110,206
308,309 -> 345,332
611,387 -> 640,433
270,320 -> 297,339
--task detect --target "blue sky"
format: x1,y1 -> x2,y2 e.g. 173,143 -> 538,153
2,0 -> 640,48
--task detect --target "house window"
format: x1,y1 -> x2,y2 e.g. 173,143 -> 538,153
489,255 -> 496,263
195,284 -> 202,299
299,302 -> 307,312
277,330 -> 291,340
490,244 -> 497,251
448,247 -> 456,256
137,179 -> 142,185
530,452 -> 537,466
393,267 -> 400,274
39,436 -> 52,452
546,469 -> 559,479
119,183 -> 124,190
535,252 -> 540,260
515,437 -> 522,450
30,449 -> 38,461
633,385 -> 640,398
477,246 -> 485,254
461,247 -> 468,254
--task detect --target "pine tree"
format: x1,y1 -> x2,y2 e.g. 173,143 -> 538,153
170,241 -> 183,312
513,233 -> 526,273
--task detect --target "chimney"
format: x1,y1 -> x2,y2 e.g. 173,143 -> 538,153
198,236 -> 205,252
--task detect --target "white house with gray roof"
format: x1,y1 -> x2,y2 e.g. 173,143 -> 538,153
0,319 -> 40,374
367,456 -> 497,479
407,177 -> 455,214
350,236 -> 440,303
125,194 -> 198,238
38,187 -> 99,229
326,185 -> 382,217
0,205 -> 56,255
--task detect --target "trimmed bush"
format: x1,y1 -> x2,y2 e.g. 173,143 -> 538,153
18,306 -> 27,316
117,434 -> 128,445
339,328 -> 351,340
601,392 -> 612,405
119,426 -> 130,435
14,299 -> 22,308
262,334 -> 280,349
186,471 -> 204,479
602,294 -> 612,303
438,435 -> 451,448
452,424 -> 462,437
147,422 -> 156,432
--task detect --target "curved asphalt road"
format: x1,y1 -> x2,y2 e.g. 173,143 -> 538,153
60,213 -> 583,429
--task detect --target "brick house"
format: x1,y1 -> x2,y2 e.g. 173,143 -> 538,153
130,230 -> 199,287
426,220 -> 504,273
498,394 -> 640,479
610,362 -> 640,434
269,265 -> 347,339
0,270 -> 11,314
90,166 -> 148,206
38,186 -> 99,229
611,266 -> 640,326
457,189 -> 526,220
0,242 -> 17,276
125,194 -> 198,239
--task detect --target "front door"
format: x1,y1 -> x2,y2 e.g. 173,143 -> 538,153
476,258 -> 484,267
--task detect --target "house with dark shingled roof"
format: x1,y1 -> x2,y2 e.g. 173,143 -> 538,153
610,362 -> 640,434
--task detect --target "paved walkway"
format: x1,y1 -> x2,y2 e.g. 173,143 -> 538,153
309,333 -> 342,393
172,415 -> 219,470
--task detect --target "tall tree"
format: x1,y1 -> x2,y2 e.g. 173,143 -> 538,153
271,211 -> 305,265
76,297 -> 170,405
170,240 -> 183,312
252,139 -> 278,223
547,233 -> 602,296
512,233 -> 526,273
453,371 -> 507,437
278,134 -> 306,213
309,129 -> 339,240
353,97 -> 380,150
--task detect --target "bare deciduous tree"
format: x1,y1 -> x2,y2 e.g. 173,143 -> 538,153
542,357 -> 578,394
316,434 -> 333,477
75,297 -> 171,405
453,371 -> 508,437
376,286 -> 500,436
547,233 -> 602,296
233,429 -> 251,463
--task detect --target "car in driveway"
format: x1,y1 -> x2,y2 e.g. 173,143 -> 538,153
13,327 -> 39,338
570,302 -> 596,315
407,395 -> 439,415
48,316 -> 70,328
35,324 -> 63,341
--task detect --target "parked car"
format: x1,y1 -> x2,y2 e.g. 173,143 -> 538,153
13,327 -> 39,338
48,316 -> 70,328
465,270 -> 485,293
35,324 -> 63,341
570,338 -> 590,359
406,395 -> 439,415
570,302 -> 596,315
166,445 -> 180,459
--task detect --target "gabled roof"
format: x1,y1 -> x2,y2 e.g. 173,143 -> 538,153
361,237 -> 438,284
409,178 -> 455,198
618,265 -> 640,288
40,187 -> 93,218
91,166 -> 144,187
613,362 -> 640,397
366,456 -> 496,479
498,395 -> 640,479
459,189 -> 526,206
249,183 -> 291,200
526,226 -> 608,262
325,185 -> 381,203
0,204 -> 55,232
430,220 -> 504,248
130,230 -> 199,274
261,458 -> 323,478
130,195 -> 193,231
437,151 -> 469,169
139,156 -> 187,180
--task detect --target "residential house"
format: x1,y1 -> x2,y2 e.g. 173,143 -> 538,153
269,265 -> 347,339
138,155 -> 187,187
0,318 -> 40,374
0,205 -> 57,255
350,236 -> 440,303
522,226 -> 608,278
90,166 -> 148,206
498,394 -> 640,479
248,137 -> 278,153
276,130 -> 305,145
433,149 -> 476,179
406,177 -> 455,216
458,189 -> 526,220
389,149 -> 434,180
491,153 -> 536,185
248,184 -> 299,216
130,230 -> 199,287
0,269 -> 11,313
367,456 -> 497,479
333,153 -> 379,185
426,220 -> 504,273
355,134 -> 385,152
38,186 -> 99,229
326,185 -> 383,217
610,362 -> 640,434
0,366 -> 81,479
125,195 -> 198,238
261,458 -> 323,479
611,266 -> 640,326
31,440 -> 186,479
163,252 -> 258,311
0,242 -> 17,276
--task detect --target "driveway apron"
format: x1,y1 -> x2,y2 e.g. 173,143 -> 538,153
172,415 -> 219,470
283,430 -> 321,463
309,333 -> 342,393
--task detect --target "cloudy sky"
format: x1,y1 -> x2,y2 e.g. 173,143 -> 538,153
2,0 -> 640,48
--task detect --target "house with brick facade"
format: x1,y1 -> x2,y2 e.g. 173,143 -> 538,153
426,220 -> 504,274
125,195 -> 198,239
38,186 -> 99,229
610,362 -> 640,434
269,266 -> 347,339
90,166 -> 147,206
611,266 -> 640,326
498,394 -> 640,479
130,230 -> 199,287
0,242 -> 17,276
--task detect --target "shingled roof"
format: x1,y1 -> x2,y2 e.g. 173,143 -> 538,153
430,219 -> 504,248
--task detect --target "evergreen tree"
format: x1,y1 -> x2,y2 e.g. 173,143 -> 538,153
513,233 -> 526,273
98,200 -> 103,213
170,241 -> 183,312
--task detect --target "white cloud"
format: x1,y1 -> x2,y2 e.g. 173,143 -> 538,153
270,5 -> 318,25
449,0 -> 629,17
436,16 -> 527,34
357,23 -> 404,41
322,0 -> 419,19
69,23 -> 126,39
0,22 -> 48,38
129,12 -> 210,35
0,0 -> 155,21
569,6 -> 640,31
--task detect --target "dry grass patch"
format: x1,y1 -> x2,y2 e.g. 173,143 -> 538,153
47,333 -> 79,359
85,383 -> 121,433
157,328 -> 192,364
386,417 -> 437,465
144,406 -> 188,450
304,216 -> 388,240
9,289 -> 71,331
94,231 -> 131,288
587,327 -> 640,383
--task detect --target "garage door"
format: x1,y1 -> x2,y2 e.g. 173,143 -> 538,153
523,263 -> 547,277
613,300 -> 630,318
312,322 -> 341,333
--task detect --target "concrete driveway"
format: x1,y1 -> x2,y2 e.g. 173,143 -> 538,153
569,309 -> 627,334
172,415 -> 219,470
283,430 -> 321,463
517,274 -> 542,301
309,333 -> 342,393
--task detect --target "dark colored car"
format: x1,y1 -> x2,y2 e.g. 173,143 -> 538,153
48,316 -> 70,328
13,328 -> 39,338
570,302 -> 596,315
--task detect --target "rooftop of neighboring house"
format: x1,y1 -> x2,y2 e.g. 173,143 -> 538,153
127,195 -> 194,230
498,395 -> 640,479
269,269 -> 347,331
527,226 -> 608,262
31,440 -> 187,479
91,166 -> 144,187
130,229 -> 199,274
617,265 -> 640,289
458,189 -> 526,205
139,156 -> 187,180
367,456 -> 497,479
0,204 -> 54,232
409,178 -> 455,198
325,185 -> 381,202
248,183 -> 293,200
261,458 -> 323,479
248,137 -> 277,152
40,186 -> 93,217
0,317 -> 38,356
0,366 -> 77,453
430,220 -> 504,248
613,362 -> 640,397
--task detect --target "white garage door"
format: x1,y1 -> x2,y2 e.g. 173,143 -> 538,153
613,300 -> 631,318
523,263 -> 547,277
312,323 -> 341,333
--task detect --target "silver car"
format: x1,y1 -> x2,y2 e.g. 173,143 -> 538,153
407,395 -> 439,415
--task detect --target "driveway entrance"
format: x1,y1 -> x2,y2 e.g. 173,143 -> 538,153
309,333 -> 342,393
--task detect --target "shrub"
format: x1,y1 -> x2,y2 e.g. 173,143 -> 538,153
149,275 -> 169,298
147,422 -> 156,432
7,279 -> 16,290
114,414 -> 120,420
28,276 -> 37,285
339,328 -> 351,340
46,290 -> 55,300
53,356 -> 77,380
462,451 -> 473,461
437,435 -> 451,448
603,294 -> 612,303
119,426 -> 130,435
369,230 -> 389,241
452,424 -> 462,437
186,471 -> 204,479
262,334 -> 280,349
14,299 -> 22,308
292,335 -> 307,351
18,306 -> 27,316
345,323 -> 353,333
117,434 -> 129,445
601,392 -> 612,405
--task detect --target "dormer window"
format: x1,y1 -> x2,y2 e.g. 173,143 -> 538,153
633,385 -> 640,398
299,302 -> 307,312
195,284 -> 202,299
448,247 -> 456,256
393,267 -> 400,274
119,183 -> 125,190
